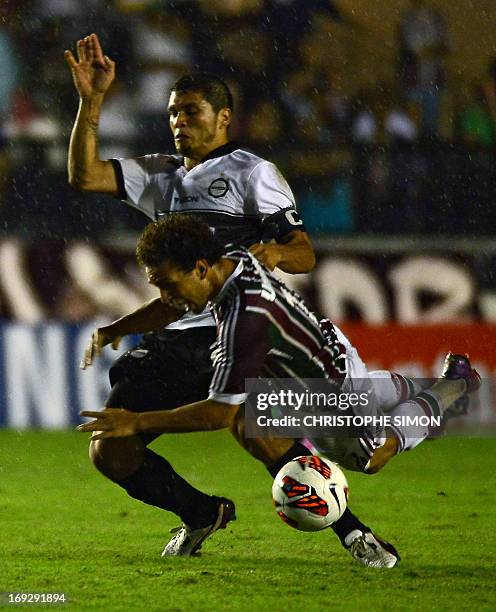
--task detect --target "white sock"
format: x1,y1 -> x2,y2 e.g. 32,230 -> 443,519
369,371 -> 428,412
387,389 -> 443,452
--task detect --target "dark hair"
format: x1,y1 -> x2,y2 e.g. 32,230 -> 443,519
136,215 -> 224,271
170,73 -> 233,112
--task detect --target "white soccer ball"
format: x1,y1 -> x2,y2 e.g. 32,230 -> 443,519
272,456 -> 349,532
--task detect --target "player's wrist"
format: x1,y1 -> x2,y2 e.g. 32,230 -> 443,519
136,411 -> 159,433
133,411 -> 144,433
80,92 -> 105,105
107,316 -> 135,338
105,321 -> 122,338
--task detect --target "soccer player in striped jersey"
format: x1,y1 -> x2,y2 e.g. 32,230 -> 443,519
65,33 -> 393,565
79,216 -> 480,567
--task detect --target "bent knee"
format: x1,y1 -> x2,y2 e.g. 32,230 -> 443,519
364,437 -> 399,474
89,436 -> 145,481
363,461 -> 381,474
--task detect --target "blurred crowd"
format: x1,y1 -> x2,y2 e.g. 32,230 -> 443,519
2,0 -> 496,239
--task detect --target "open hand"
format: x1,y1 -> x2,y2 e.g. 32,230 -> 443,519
77,408 -> 139,439
80,325 -> 122,370
64,33 -> 115,98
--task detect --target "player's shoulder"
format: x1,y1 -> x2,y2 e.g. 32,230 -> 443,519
117,153 -> 182,177
226,149 -> 278,173
228,148 -> 267,164
220,249 -> 255,293
225,249 -> 265,293
220,149 -> 288,188
141,153 -> 183,172
224,246 -> 250,263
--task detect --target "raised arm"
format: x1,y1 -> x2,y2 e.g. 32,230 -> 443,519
64,33 -> 118,193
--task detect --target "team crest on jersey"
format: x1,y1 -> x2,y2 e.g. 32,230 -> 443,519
208,178 -> 229,198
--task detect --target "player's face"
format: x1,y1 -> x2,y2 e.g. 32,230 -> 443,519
147,260 -> 211,314
167,91 -> 228,159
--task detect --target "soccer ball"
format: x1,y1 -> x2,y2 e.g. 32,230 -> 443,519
272,456 -> 349,532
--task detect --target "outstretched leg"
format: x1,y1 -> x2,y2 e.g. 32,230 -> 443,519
367,354 -> 481,473
369,370 -> 431,411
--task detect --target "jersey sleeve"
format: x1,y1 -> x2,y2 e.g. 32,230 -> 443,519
111,154 -> 176,220
260,206 -> 305,241
208,294 -> 271,405
245,161 -> 296,216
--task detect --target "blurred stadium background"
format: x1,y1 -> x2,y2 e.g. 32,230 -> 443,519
1,0 -> 496,429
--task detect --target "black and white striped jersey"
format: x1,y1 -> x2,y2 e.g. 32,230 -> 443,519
208,249 -> 347,405
113,143 -> 305,329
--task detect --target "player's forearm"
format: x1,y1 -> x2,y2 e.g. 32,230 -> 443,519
109,297 -> 183,336
276,232 -> 316,274
136,399 -> 240,433
67,94 -> 109,191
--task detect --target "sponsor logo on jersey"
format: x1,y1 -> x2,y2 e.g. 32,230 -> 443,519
173,195 -> 200,204
208,178 -> 229,198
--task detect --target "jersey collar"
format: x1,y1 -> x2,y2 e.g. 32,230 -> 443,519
211,258 -> 244,305
201,141 -> 239,163
179,142 -> 240,169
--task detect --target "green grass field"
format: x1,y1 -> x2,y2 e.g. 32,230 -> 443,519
1,430 -> 495,611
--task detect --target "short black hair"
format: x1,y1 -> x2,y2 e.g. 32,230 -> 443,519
136,215 -> 224,271
170,73 -> 233,112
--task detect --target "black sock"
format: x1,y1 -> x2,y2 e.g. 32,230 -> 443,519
266,442 -> 371,548
118,448 -> 219,529
331,508 -> 370,547
266,441 -> 312,478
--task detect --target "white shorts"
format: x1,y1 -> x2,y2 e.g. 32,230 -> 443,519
310,325 -> 386,472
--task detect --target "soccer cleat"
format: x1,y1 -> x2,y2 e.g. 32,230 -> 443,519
441,353 -> 481,393
161,497 -> 236,557
345,530 -> 400,569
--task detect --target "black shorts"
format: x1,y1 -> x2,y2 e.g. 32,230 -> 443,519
107,326 -> 217,414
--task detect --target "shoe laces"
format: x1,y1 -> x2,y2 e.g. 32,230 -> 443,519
167,524 -> 192,547
349,534 -> 372,559
350,533 -> 395,568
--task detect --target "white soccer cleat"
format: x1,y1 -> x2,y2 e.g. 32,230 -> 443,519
161,498 -> 236,557
345,530 -> 400,568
